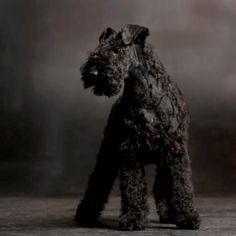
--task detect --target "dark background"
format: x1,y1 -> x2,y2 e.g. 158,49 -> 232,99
0,0 -> 235,196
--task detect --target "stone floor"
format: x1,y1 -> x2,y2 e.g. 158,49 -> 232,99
0,197 -> 235,236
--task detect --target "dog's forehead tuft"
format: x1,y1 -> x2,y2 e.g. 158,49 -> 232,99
120,24 -> 150,45
97,35 -> 124,52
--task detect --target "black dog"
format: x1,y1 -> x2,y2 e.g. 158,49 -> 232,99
75,24 -> 200,231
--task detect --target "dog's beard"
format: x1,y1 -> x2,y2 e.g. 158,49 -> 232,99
81,62 -> 124,97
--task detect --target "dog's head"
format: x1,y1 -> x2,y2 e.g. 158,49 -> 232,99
80,24 -> 150,97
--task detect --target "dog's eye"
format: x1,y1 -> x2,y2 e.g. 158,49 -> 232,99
111,47 -> 121,54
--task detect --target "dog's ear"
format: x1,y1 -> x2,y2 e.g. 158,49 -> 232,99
99,27 -> 117,43
120,24 -> 150,45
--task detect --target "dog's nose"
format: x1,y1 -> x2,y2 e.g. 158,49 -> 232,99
89,70 -> 98,76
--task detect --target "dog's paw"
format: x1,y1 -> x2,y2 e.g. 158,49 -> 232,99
119,219 -> 146,231
175,211 -> 201,230
74,209 -> 100,227
74,214 -> 98,227
119,220 -> 145,231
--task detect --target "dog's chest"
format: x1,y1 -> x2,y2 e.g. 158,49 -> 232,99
122,94 -> 179,140
146,74 -> 163,101
136,73 -> 164,107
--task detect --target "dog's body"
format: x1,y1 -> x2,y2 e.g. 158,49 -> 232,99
75,25 -> 200,230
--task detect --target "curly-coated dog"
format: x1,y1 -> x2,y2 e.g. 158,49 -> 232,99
75,24 -> 201,231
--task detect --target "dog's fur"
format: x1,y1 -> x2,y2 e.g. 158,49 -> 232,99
75,24 -> 201,230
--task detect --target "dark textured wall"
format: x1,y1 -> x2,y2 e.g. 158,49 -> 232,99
0,0 -> 235,196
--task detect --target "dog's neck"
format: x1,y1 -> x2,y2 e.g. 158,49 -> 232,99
121,44 -> 153,107
128,43 -> 147,69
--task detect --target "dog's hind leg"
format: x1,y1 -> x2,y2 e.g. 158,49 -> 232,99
153,161 -> 172,223
165,146 -> 201,229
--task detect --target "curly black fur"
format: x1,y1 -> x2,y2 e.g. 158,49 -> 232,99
75,24 -> 201,231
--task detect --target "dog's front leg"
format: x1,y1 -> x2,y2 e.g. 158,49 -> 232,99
119,158 -> 148,231
75,138 -> 119,226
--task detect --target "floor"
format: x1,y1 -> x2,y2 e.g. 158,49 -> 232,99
0,197 -> 235,236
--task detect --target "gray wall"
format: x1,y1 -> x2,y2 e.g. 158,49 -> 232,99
0,0 -> 235,196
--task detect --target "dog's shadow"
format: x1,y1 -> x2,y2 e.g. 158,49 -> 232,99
5,216 -> 176,233
97,217 -> 177,231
